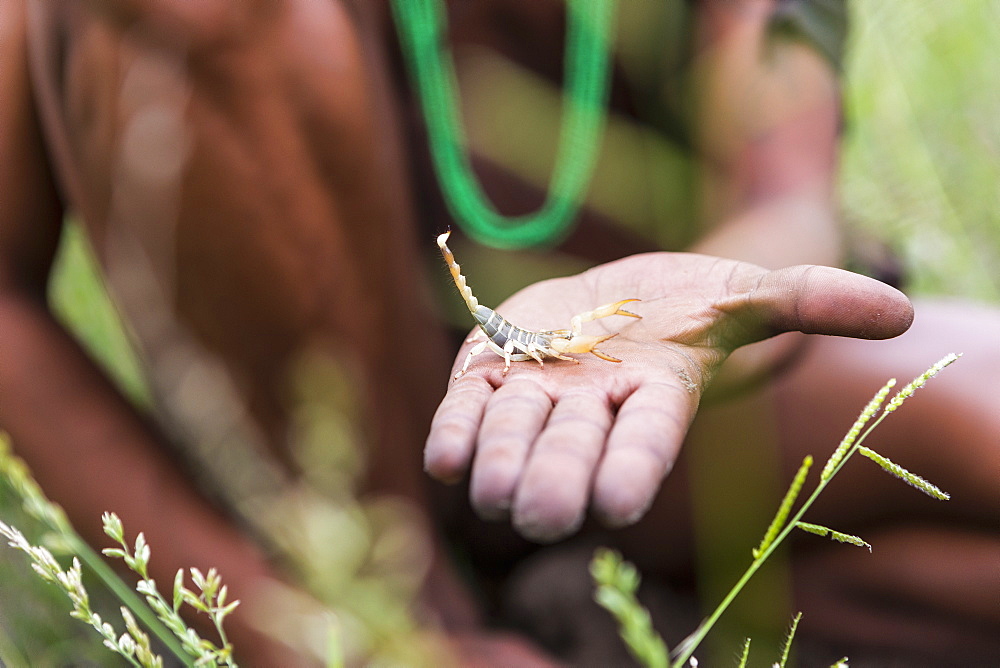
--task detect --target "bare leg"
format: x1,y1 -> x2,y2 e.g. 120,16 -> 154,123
794,525 -> 1000,661
620,299 -> 1000,662
769,300 -> 1000,661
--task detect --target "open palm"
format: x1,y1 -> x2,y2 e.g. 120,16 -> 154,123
426,252 -> 913,542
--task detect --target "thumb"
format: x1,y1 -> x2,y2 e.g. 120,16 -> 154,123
721,265 -> 914,345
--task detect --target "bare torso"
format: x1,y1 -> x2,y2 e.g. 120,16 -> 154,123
28,0 -> 453,488
27,0 -> 660,504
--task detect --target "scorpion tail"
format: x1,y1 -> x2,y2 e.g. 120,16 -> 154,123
437,230 -> 480,313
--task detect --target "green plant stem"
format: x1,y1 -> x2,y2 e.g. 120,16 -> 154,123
65,533 -> 194,666
671,412 -> 891,667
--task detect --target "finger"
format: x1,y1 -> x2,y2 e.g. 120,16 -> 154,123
470,379 -> 553,520
512,391 -> 613,543
425,375 -> 494,483
593,382 -> 694,527
724,265 -> 914,344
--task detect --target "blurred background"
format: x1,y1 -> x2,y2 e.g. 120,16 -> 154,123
841,0 -> 1000,301
2,0 -> 998,662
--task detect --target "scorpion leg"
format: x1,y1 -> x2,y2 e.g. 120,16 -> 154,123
466,328 -> 486,344
544,345 -> 578,363
501,339 -> 517,375
569,298 -> 641,336
525,342 -> 547,366
455,340 -> 490,379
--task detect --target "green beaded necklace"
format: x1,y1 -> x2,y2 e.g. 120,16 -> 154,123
391,0 -> 616,248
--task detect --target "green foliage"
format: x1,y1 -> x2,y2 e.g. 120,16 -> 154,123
753,456 -> 812,559
6,222 -> 446,664
593,355 -> 957,667
591,549 -> 669,668
821,379 -> 895,480
856,447 -> 951,501
776,612 -> 801,668
0,508 -> 111,664
842,0 -> 1000,300
736,637 -> 750,668
246,355 -> 450,666
0,436 -> 239,666
3,1 -> 991,663
102,513 -> 239,666
0,222 -> 146,664
0,368 -> 449,666
794,523 -> 871,552
48,222 -> 151,406
0,521 -> 161,668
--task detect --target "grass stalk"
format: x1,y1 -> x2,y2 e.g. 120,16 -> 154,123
669,354 -> 959,666
0,437 -> 193,665
67,532 -> 194,665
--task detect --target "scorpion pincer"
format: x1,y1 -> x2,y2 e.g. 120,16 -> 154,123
437,231 -> 641,378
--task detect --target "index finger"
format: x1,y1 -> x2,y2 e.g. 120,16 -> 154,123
425,375 -> 494,483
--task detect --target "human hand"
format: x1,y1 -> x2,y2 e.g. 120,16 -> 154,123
426,253 -> 913,542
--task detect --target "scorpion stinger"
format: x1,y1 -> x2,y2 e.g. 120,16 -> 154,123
436,231 -> 641,378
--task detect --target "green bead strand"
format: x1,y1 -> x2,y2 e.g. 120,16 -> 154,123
391,0 -> 616,248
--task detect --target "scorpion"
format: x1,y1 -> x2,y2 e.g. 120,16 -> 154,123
437,231 -> 641,378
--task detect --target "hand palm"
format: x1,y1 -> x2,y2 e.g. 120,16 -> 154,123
427,252 -> 912,542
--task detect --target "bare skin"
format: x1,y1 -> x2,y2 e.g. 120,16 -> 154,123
427,254 -> 914,540
425,0 -> 1000,663
429,266 -> 1000,660
2,0 -> 465,663
1,0 -> 996,664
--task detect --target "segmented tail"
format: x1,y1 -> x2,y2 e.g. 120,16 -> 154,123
437,231 -> 479,313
